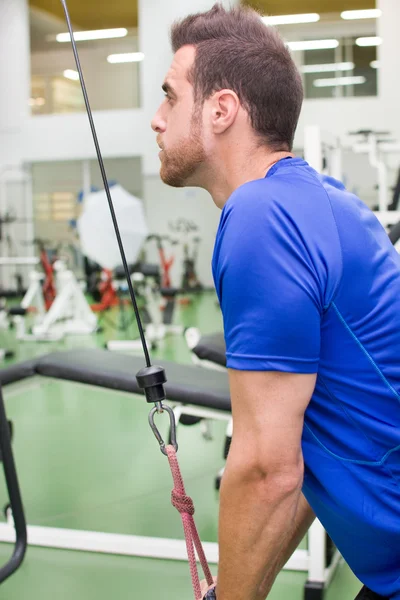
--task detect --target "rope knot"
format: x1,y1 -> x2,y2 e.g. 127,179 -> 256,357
171,489 -> 195,515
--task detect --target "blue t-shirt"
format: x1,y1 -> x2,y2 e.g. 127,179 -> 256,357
212,157 -> 400,598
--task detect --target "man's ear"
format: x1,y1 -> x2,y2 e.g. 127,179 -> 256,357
210,90 -> 240,134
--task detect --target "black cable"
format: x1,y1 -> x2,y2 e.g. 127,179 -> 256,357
60,0 -> 152,368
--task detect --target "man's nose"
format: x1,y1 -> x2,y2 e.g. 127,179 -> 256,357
151,107 -> 165,133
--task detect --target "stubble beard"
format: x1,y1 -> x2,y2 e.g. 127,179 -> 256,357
160,114 -> 207,188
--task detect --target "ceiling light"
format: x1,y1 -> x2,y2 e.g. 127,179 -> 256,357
341,9 -> 382,20
56,28 -> 128,42
29,97 -> 45,107
64,69 -> 79,81
107,52 -> 145,64
262,13 -> 320,25
313,76 -> 366,88
356,37 -> 382,47
301,62 -> 354,73
288,39 -> 339,51
370,60 -> 380,69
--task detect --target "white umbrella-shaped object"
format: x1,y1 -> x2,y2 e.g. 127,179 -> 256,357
77,185 -> 148,270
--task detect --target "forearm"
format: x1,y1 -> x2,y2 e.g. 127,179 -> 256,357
216,461 -> 305,600
257,493 -> 315,598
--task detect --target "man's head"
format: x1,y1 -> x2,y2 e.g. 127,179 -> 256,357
151,3 -> 304,189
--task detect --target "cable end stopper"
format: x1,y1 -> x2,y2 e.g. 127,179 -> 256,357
136,366 -> 167,404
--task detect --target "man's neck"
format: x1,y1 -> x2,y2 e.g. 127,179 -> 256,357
205,148 -> 294,209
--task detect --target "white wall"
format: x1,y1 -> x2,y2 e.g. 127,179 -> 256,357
21,110 -> 147,162
0,0 -> 30,131
378,0 -> 400,140
295,97 -> 382,149
144,178 -> 219,289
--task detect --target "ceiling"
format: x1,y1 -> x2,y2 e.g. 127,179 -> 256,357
29,0 -> 375,30
245,0 -> 375,14
29,0 -> 138,30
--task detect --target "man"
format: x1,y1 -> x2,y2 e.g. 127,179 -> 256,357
151,5 -> 400,600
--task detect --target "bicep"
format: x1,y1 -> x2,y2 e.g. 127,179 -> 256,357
228,369 -> 317,473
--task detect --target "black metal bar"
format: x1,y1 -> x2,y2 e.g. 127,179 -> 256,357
0,382 -> 27,583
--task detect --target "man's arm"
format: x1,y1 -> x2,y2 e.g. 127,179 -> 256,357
257,492 -> 315,598
215,369 -> 316,600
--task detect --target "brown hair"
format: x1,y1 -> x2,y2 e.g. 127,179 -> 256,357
171,4 -> 303,151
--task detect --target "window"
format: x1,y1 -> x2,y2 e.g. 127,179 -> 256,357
29,1 -> 140,115
302,38 -> 377,99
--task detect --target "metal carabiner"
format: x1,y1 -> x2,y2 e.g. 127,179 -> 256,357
148,403 -> 178,456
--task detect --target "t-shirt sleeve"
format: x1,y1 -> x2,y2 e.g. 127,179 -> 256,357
213,186 -> 327,373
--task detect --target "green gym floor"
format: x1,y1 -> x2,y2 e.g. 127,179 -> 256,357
0,292 -> 362,599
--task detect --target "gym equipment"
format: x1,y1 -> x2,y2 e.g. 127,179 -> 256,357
146,235 -> 182,331
350,130 -> 400,225
31,260 -> 97,340
388,167 -> 400,211
0,257 -> 38,300
0,257 -> 46,341
169,219 -> 203,293
77,184 -> 148,271
9,260 -> 97,342
388,220 -> 400,245
0,380 -> 27,583
107,262 -> 184,352
0,350 -> 14,362
303,125 -> 342,181
90,268 -> 120,313
147,234 -> 177,289
0,258 -> 38,266
185,328 -> 230,488
0,348 -> 342,598
0,166 -> 34,295
34,240 -> 56,311
304,127 -> 400,238
185,328 -> 226,372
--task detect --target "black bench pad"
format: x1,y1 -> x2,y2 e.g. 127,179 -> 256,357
193,333 -> 226,367
0,359 -> 38,387
35,349 -> 231,412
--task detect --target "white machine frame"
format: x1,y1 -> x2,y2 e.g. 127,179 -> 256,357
31,261 -> 97,339
7,260 -> 97,342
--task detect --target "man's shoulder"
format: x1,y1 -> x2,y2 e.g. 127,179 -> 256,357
220,168 -> 337,239
226,166 -> 336,215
